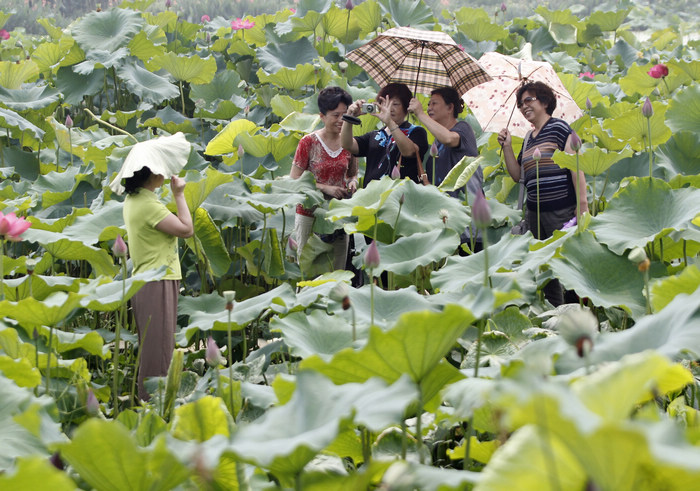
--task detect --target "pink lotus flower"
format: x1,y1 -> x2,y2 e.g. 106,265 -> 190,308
570,130 -> 582,152
290,8 -> 296,13
86,389 -> 100,416
647,64 -> 668,79
0,30 -> 10,41
429,141 -> 439,157
345,0 -> 353,10
288,235 -> 298,251
364,240 -> 380,269
642,97 -> 653,118
472,192 -> 491,228
201,14 -> 210,23
113,234 -> 127,258
0,211 -> 31,241
65,115 -> 73,128
578,71 -> 595,80
532,147 -> 542,162
231,18 -> 255,30
500,2 -> 507,12
205,337 -> 224,367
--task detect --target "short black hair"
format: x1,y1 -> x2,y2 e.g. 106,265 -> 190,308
516,81 -> 557,115
318,86 -> 352,114
124,166 -> 153,195
377,83 -> 412,112
430,86 -> 464,118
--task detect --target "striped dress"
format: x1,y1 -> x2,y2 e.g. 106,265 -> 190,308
518,118 -> 576,212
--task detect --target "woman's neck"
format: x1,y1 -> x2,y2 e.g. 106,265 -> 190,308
533,114 -> 551,132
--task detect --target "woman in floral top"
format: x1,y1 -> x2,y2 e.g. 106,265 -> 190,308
290,86 -> 358,270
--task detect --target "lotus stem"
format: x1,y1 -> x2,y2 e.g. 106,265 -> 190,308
370,268 -> 375,327
644,269 -> 651,315
416,387 -> 424,464
227,308 -> 236,411
256,213 -> 267,288
575,153 -> 581,233
83,109 -> 138,143
130,318 -> 150,404
179,81 -> 186,116
46,324 -> 54,394
350,303 -> 356,342
647,118 -> 653,178
0,237 -> 4,301
431,156 -> 436,185
463,420 -> 473,470
537,398 -> 562,491
68,127 -> 73,167
345,10 -> 351,45
401,420 -> 408,460
536,161 -> 541,239
111,258 -> 127,415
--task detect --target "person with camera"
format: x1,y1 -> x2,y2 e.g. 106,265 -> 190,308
341,83 -> 429,187
289,86 -> 358,270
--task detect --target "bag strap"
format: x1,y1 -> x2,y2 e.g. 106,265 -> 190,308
395,125 -> 429,185
516,130 -> 533,211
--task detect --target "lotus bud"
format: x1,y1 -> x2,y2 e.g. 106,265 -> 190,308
399,193 -> 405,205
113,234 -> 127,258
33,327 -> 39,341
390,165 -> 401,179
86,389 -> 100,416
165,0 -> 171,8
237,145 -> 244,158
205,337 -> 224,367
345,0 -> 354,10
288,235 -> 298,252
569,130 -> 582,152
585,97 -> 592,111
364,240 -> 380,269
338,61 -> 348,73
25,257 -> 38,275
532,147 -> 542,162
201,14 -> 210,23
641,97 -> 653,119
49,452 -> 65,470
472,192 -> 491,228
500,2 -> 507,12
429,141 -> 439,157
65,114 -> 73,128
557,309 -> 597,358
329,282 -> 351,310
439,208 -> 449,224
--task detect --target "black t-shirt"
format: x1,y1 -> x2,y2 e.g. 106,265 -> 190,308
354,121 -> 429,187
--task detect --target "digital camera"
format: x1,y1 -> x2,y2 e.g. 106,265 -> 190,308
361,103 -> 377,114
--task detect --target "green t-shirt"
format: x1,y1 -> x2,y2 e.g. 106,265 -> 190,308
123,189 -> 181,280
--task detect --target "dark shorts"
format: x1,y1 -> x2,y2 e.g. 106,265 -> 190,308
527,204 -> 576,240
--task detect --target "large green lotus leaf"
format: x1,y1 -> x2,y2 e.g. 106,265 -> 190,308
234,173 -> 323,213
380,461 -> 481,490
193,100 -> 243,121
439,156 -> 481,192
558,72 -> 607,110
179,284 -> 298,339
22,231 -> 119,278
588,177 -> 700,254
670,59 -> 700,81
73,47 -> 130,74
477,425 -> 584,491
666,84 -> 700,133
0,107 -> 44,140
326,176 -> 402,222
0,292 -> 84,328
236,130 -> 298,161
0,374 -> 64,472
2,274 -> 80,302
79,268 -> 167,312
257,64 -> 315,91
651,265 -> 700,312
541,52 -> 581,74
587,8 -> 631,31
535,6 -> 578,25
39,324 -> 105,358
185,208 -> 231,278
549,231 -> 646,317
70,8 -> 144,53
204,119 -> 257,156
321,4 -> 361,42
603,101 -> 670,151
142,106 -> 198,134
127,30 -> 166,62
656,131 -> 700,178
453,6 -> 491,24
170,396 -> 234,442
47,198 -> 124,244
607,39 -> 640,72
54,66 -> 104,105
60,420 -> 189,491
36,17 -> 64,39
618,63 -> 666,97
573,351 -> 693,421
30,41 -> 68,74
547,285 -> 700,374
431,233 -> 531,292
151,52 -> 216,84
279,112 -> 320,133
270,309 -> 361,361
301,305 -> 471,401
458,20 -> 508,43
190,70 -> 243,106
256,37 -> 317,72
340,285 -> 439,330
553,145 -> 633,176
370,228 -> 459,275
375,179 -> 470,238
378,0 -> 435,28
0,456 -> 75,490
230,372 -> 416,478
117,62 -> 180,105
271,94 -> 305,119
352,0 -> 383,36
0,60 -> 40,90
100,109 -> 144,129
0,356 -> 40,389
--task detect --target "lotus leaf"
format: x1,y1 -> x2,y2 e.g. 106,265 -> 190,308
171,395 -> 234,442
588,177 -> 700,254
587,8 -> 631,31
0,107 -> 44,140
54,67 -> 104,105
656,131 -> 700,177
151,52 -> 216,85
0,60 -> 40,90
205,119 -> 257,156
651,265 -> 700,312
78,268 -> 167,311
142,106 -> 199,134
256,64 -> 316,91
553,145 -> 633,176
603,100 -> 670,151
71,8 -> 144,53
0,456 -> 75,490
379,0 -> 435,29
117,62 -> 180,105
127,30 -> 166,61
320,4 -> 361,42
666,84 -> 700,133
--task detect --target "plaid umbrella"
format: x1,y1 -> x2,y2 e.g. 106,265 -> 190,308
462,52 -> 583,137
346,27 -> 491,96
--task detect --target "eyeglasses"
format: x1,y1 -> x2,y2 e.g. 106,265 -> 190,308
517,96 -> 537,108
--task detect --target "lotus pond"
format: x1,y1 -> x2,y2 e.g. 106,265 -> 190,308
1,1 -> 700,489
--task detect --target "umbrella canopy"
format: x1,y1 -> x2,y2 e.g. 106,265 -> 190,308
346,26 -> 491,96
109,132 -> 191,195
462,52 -> 583,137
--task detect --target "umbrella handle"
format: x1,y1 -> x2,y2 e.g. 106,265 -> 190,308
413,41 -> 427,96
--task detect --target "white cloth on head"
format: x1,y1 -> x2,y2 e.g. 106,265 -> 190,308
109,132 -> 191,195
